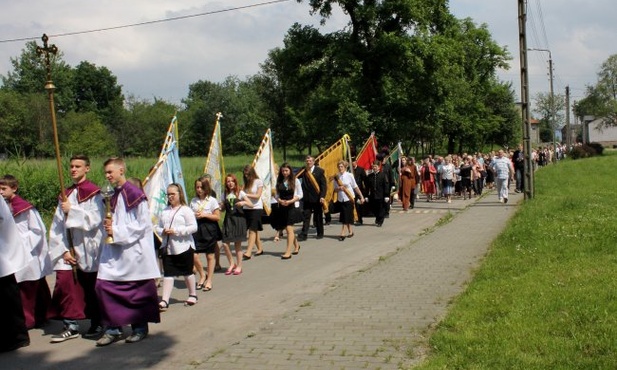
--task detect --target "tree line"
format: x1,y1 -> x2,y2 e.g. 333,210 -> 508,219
0,1 -> 522,160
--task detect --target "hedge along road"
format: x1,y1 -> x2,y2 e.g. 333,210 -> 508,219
2,190 -> 521,369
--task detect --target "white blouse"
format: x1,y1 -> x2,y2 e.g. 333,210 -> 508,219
155,205 -> 198,255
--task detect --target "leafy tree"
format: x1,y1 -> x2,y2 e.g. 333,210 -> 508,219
0,90 -> 53,157
575,54 -> 617,126
534,91 -> 565,143
119,96 -> 178,157
72,61 -> 124,120
59,111 -> 117,156
1,41 -> 75,113
183,77 -> 269,156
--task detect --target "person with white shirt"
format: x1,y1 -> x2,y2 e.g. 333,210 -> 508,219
157,183 -> 198,310
95,157 -> 161,346
0,188 -> 32,352
47,155 -> 105,342
0,175 -> 52,332
333,160 -> 364,241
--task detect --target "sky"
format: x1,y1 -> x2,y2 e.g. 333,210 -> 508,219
0,0 -> 614,119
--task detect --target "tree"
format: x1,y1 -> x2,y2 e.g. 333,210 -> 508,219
183,77 -> 269,156
73,61 -> 124,116
60,111 -> 117,157
534,91 -> 565,143
122,96 -> 179,157
1,41 -> 75,113
576,54 -> 617,126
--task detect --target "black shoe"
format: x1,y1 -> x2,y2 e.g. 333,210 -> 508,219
316,235 -> 324,239
297,235 -> 307,241
83,325 -> 104,339
376,223 -> 383,227
504,197 -> 508,204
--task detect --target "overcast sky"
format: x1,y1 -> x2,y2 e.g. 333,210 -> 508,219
1,0 -> 614,118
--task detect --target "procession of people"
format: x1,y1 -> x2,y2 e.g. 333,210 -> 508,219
0,144 -> 532,352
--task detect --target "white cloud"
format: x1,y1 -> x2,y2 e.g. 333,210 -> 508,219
1,0 -> 613,112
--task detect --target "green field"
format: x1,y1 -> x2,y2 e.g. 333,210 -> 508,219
414,152 -> 617,369
0,153 -> 306,225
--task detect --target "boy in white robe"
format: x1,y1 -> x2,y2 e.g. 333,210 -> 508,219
0,175 -> 52,330
47,155 -> 105,342
95,157 -> 161,347
0,190 -> 32,352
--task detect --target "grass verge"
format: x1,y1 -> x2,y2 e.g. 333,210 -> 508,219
414,152 -> 617,369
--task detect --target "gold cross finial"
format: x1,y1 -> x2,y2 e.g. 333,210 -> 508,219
36,34 -> 58,91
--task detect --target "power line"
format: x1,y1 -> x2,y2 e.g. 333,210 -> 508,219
0,0 -> 292,44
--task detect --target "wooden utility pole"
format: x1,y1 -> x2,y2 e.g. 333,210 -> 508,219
518,0 -> 534,199
565,86 -> 571,147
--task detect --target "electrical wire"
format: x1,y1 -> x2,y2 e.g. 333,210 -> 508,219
0,0 -> 292,44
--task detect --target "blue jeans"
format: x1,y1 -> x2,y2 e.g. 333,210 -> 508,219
515,168 -> 524,191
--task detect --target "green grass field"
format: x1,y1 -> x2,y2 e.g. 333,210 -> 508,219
414,152 -> 617,369
0,152 -> 306,225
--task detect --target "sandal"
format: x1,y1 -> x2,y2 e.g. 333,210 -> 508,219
203,285 -> 212,292
159,300 -> 169,312
196,281 -> 206,290
184,295 -> 198,306
225,265 -> 236,275
232,268 -> 242,275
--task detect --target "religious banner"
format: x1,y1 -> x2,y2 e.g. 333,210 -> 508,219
384,142 -> 404,195
355,132 -> 378,172
297,134 -> 352,211
203,112 -> 225,199
143,115 -> 187,234
252,129 -> 277,216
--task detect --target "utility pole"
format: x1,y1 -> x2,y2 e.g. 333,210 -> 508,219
565,86 -> 571,148
518,0 -> 534,199
528,48 -> 555,159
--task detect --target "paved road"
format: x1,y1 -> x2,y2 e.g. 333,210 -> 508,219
2,189 -> 522,369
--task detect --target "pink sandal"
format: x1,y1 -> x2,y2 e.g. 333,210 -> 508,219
225,265 -> 236,275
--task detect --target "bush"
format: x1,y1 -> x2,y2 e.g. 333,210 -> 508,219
569,143 -> 604,160
587,142 -> 605,155
569,146 -> 589,160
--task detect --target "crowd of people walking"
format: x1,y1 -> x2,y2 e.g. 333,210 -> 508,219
1,144 -> 553,352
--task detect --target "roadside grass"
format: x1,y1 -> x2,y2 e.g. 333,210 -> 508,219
414,152 -> 617,369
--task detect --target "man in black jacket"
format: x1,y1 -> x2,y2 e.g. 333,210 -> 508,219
366,160 -> 389,227
513,144 -> 525,192
298,155 -> 327,240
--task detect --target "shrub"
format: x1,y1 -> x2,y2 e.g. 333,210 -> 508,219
569,146 -> 590,160
569,143 -> 605,160
587,142 -> 605,155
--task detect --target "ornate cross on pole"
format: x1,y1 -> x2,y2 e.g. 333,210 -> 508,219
36,33 -> 64,192
36,34 -> 77,280
36,34 -> 58,92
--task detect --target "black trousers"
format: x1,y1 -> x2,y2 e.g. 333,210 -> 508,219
0,274 -> 29,352
369,198 -> 385,225
301,201 -> 324,237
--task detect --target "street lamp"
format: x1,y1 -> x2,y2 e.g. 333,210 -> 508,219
528,48 -> 557,160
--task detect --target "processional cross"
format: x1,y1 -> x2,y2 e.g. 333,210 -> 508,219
36,34 -> 77,280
